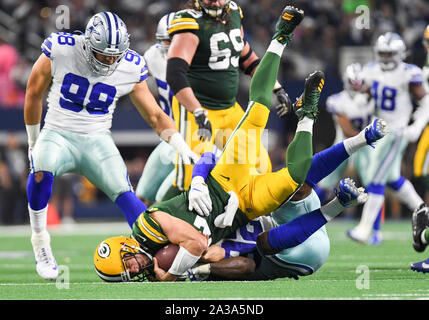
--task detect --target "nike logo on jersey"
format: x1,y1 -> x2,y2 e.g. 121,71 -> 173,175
220,174 -> 230,181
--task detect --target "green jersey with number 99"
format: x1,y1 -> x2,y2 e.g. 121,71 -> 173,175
168,1 -> 245,110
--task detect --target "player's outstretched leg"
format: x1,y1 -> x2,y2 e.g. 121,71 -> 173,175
27,171 -> 58,280
412,203 -> 429,252
257,178 -> 367,255
249,5 -> 304,108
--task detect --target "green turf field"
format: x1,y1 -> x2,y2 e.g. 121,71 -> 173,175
0,219 -> 428,301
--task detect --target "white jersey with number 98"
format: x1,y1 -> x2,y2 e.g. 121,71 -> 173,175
41,32 -> 148,134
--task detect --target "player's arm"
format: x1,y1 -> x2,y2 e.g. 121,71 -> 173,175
404,83 -> 429,142
24,54 -> 52,149
239,26 -> 260,77
336,114 -> 360,138
166,32 -> 212,141
167,32 -> 200,112
150,210 -> 208,281
130,81 -> 198,165
130,81 -> 177,137
188,256 -> 256,280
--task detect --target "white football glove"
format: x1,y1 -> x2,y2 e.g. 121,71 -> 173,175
214,191 -> 239,228
168,132 -> 199,165
188,176 -> 212,217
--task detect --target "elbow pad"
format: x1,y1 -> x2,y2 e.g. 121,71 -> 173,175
166,57 -> 191,95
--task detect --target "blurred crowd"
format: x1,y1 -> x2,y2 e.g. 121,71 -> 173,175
0,0 -> 428,224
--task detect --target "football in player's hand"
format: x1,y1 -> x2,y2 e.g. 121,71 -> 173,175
154,244 -> 179,271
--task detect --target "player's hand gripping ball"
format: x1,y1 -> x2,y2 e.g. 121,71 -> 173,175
154,244 -> 179,271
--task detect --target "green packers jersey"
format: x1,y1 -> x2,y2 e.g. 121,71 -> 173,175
131,175 -> 250,255
168,2 -> 245,110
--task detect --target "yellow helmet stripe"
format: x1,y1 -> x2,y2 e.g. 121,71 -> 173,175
138,215 -> 168,244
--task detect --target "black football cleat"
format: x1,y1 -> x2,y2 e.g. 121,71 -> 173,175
272,6 -> 304,45
293,70 -> 325,120
412,203 -> 429,252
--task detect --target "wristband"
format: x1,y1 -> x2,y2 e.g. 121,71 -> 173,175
168,246 -> 201,276
26,124 -> 40,147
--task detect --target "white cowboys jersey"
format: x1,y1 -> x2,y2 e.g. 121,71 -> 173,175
363,61 -> 423,131
326,91 -> 374,144
41,32 -> 148,134
143,44 -> 173,118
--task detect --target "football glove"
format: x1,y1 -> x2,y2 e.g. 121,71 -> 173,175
193,108 -> 212,142
273,87 -> 292,117
214,191 -> 239,228
168,132 -> 199,165
188,176 -> 212,217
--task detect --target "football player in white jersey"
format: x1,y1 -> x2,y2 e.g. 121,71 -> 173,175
410,25 -> 429,273
347,32 -> 429,244
317,63 -> 374,202
135,13 -> 178,206
24,12 -> 198,280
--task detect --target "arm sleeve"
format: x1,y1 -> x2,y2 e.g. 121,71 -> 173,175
191,152 -> 217,180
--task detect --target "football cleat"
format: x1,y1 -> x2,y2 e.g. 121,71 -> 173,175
293,71 -> 325,120
364,118 -> 389,148
412,203 -> 429,252
335,178 -> 368,208
410,258 -> 429,273
31,231 -> 59,280
273,6 -> 304,45
346,228 -> 371,244
369,230 -> 383,245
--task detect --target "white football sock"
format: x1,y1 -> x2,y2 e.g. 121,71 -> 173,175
28,204 -> 48,234
343,129 -> 367,155
355,193 -> 385,240
392,179 -> 424,212
296,117 -> 314,134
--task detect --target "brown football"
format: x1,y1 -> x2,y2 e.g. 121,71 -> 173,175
154,244 -> 179,271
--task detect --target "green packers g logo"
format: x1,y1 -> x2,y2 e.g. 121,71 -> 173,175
98,242 -> 111,258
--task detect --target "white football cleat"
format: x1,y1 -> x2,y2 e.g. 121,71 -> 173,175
346,227 -> 371,244
31,231 -> 59,280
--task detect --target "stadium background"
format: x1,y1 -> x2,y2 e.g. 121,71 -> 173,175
0,0 -> 427,226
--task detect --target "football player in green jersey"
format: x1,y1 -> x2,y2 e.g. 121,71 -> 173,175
164,0 -> 292,195
93,6 -> 347,283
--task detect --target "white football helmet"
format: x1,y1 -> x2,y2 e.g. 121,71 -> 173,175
374,32 -> 406,71
343,63 -> 364,96
156,12 -> 175,57
84,12 -> 130,76
196,0 -> 231,19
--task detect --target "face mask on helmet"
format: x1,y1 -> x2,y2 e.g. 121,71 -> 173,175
156,12 -> 175,57
94,236 -> 155,282
196,0 -> 230,19
343,63 -> 364,96
84,12 -> 130,76
374,32 -> 406,71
